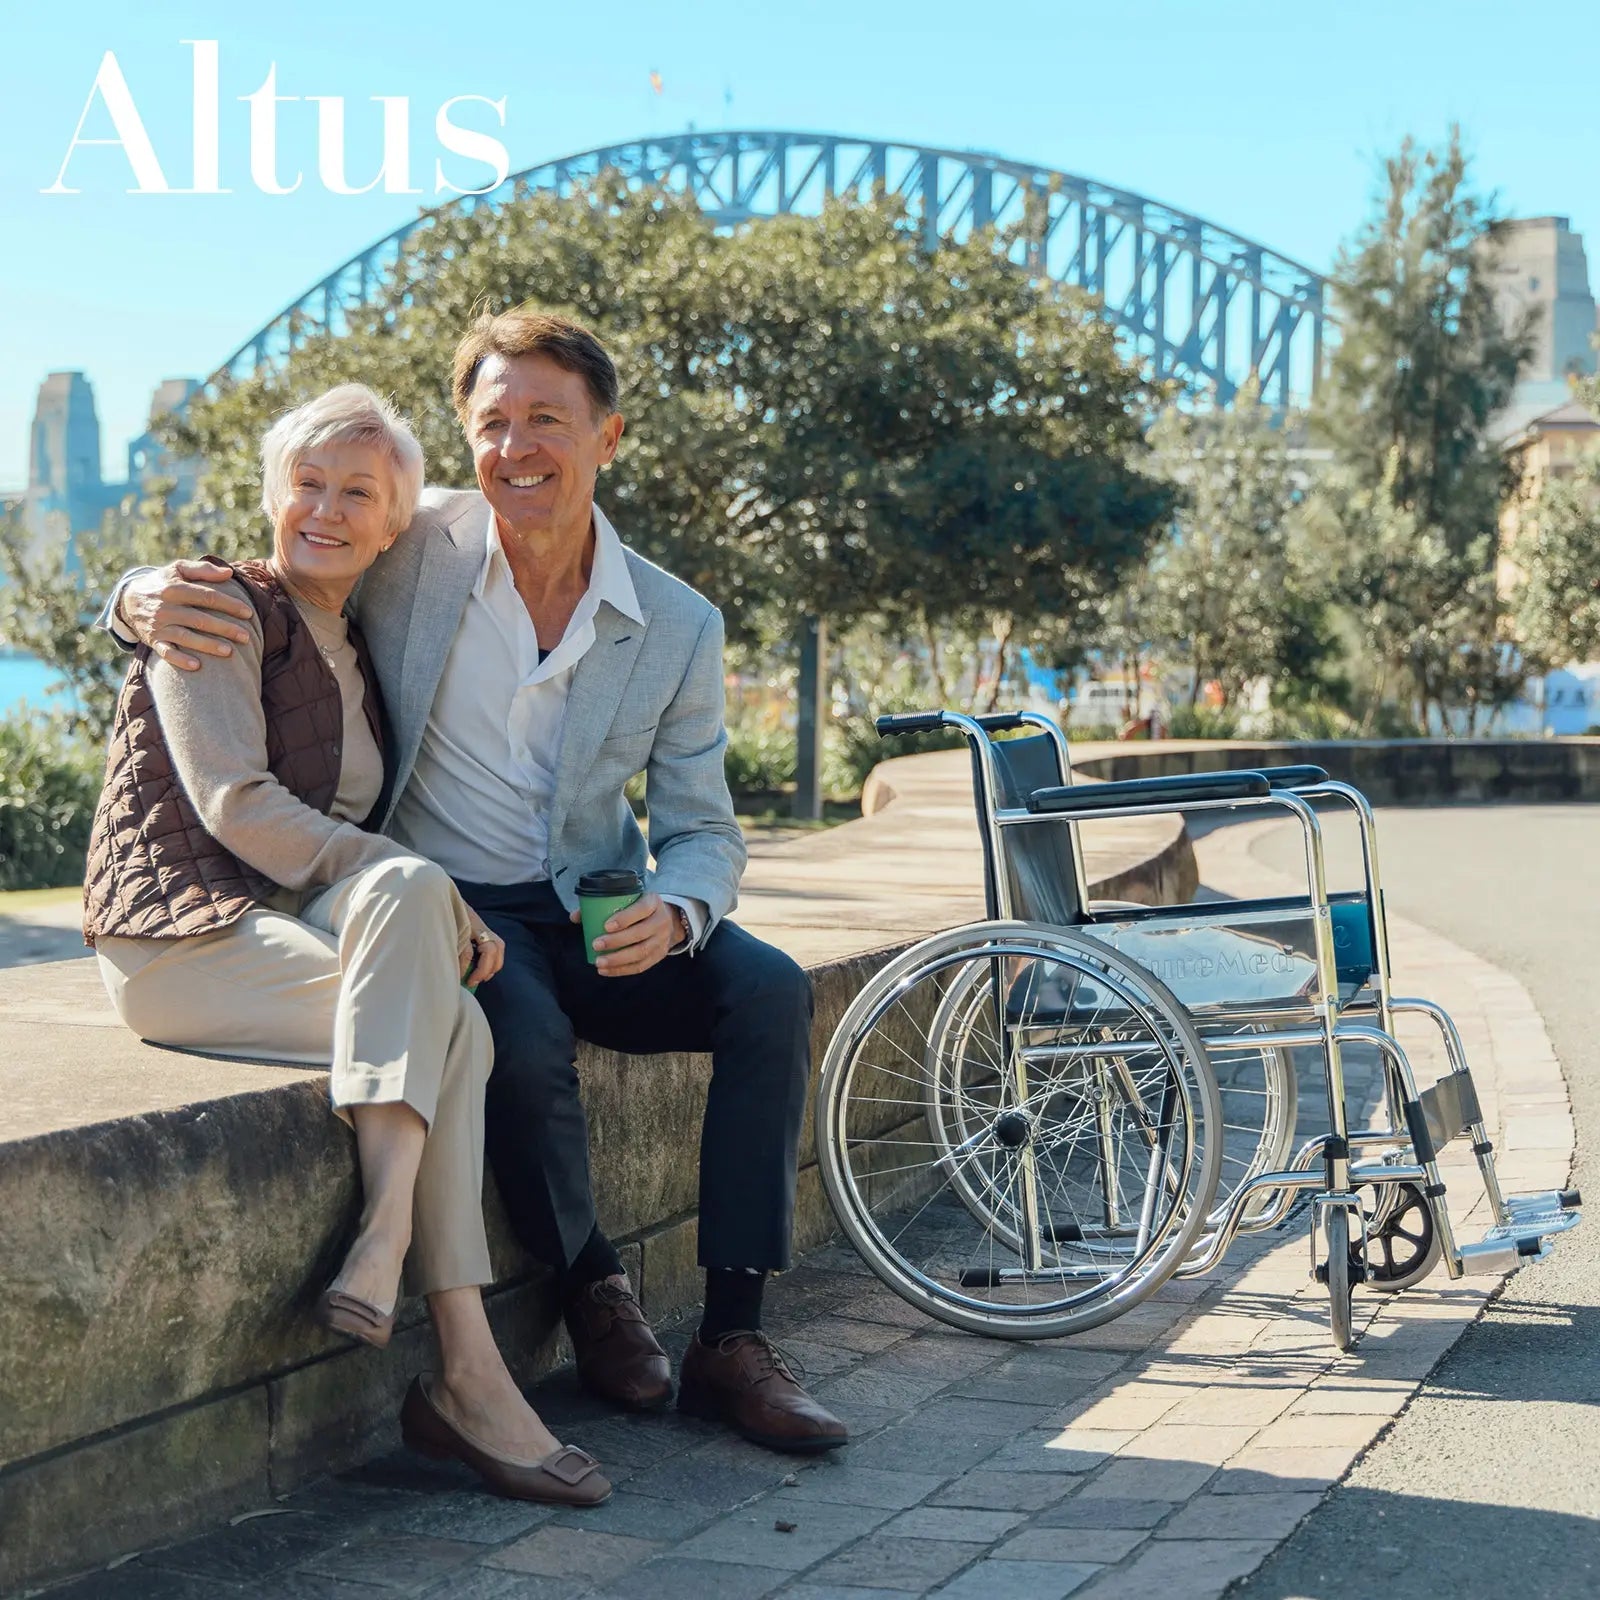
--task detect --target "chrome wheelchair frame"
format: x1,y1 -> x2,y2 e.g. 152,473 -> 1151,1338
814,708 -> 1581,1348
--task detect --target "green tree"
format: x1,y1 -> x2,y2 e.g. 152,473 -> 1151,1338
1513,445 -> 1600,669
0,491 -> 176,741
1313,130 -> 1532,728
1138,384 -> 1335,709
166,182 -> 1169,667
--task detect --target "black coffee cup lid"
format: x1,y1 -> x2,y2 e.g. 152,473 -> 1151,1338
577,868 -> 644,896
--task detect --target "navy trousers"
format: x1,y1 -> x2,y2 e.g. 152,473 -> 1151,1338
455,878 -> 814,1274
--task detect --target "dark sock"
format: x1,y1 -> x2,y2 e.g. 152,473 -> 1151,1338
563,1224 -> 625,1299
699,1267 -> 767,1342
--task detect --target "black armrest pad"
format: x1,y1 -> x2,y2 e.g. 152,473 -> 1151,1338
1028,771 -> 1272,815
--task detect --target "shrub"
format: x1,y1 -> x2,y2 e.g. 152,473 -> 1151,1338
0,713 -> 101,891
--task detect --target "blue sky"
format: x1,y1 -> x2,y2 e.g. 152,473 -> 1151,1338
2,0 -> 1596,491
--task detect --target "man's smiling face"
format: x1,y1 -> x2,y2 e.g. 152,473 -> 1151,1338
465,351 -> 623,546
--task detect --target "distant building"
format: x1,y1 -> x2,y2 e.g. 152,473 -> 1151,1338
1490,217 -> 1600,442
18,371 -> 199,570
1497,397 -> 1600,596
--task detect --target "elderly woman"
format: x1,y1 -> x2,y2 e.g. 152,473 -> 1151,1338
82,385 -> 608,1508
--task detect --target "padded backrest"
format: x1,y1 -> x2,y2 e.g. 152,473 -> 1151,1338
969,733 -> 1084,926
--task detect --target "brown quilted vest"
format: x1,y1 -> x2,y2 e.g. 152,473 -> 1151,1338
82,559 -> 386,945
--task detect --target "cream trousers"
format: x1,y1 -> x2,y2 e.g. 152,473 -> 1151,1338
96,856 -> 494,1295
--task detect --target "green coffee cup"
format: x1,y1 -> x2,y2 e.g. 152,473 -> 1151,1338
577,868 -> 644,966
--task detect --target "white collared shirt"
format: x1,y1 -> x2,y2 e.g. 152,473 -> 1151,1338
390,504 -> 703,945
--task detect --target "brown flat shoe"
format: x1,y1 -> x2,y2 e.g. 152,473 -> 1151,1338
399,1376 -> 612,1507
679,1330 -> 848,1454
316,1288 -> 396,1350
565,1274 -> 674,1411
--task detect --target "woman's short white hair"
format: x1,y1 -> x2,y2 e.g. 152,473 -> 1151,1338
259,384 -> 424,536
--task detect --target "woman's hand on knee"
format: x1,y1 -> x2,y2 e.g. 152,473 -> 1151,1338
461,911 -> 505,985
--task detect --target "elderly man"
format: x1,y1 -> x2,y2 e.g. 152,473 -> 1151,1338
111,309 -> 846,1454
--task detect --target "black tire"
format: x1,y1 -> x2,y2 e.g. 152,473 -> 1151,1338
1325,1206 -> 1357,1352
1359,1180 -> 1442,1292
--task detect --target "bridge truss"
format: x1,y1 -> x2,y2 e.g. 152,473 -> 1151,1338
212,130 -> 1331,408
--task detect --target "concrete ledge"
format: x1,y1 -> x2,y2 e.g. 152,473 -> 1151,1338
0,749 -> 1187,1595
1070,735 -> 1600,804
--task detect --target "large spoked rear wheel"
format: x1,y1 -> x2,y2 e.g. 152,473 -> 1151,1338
818,922 -> 1222,1340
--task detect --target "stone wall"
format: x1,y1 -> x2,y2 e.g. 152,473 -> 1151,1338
1071,736 -> 1600,804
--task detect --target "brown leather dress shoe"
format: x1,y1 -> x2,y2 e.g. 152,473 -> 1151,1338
678,1331 -> 849,1454
399,1376 -> 612,1506
564,1274 -> 674,1410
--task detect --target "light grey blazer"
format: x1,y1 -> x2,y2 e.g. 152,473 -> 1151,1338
352,487 -> 746,943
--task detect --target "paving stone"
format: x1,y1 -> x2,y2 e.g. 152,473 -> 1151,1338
952,1363 -> 1113,1408
832,1287 -> 934,1330
406,1569 -> 575,1600
623,1444 -> 794,1508
673,1501 -> 893,1571
875,1336 -> 1007,1381
793,1316 -> 914,1356
981,1429 -> 1134,1476
372,1489 -> 553,1544
485,1525 -> 662,1582
1033,1498 -> 1176,1530
1245,1411 -> 1393,1449
241,1574 -> 421,1600
294,1533 -> 481,1592
550,1488 -> 722,1541
1158,1383 -> 1299,1428
1074,1535 -> 1275,1599
783,1587 -> 919,1600
1152,1489 -> 1322,1542
590,1555 -> 789,1599
780,1338 -> 865,1377
879,1505 -> 1028,1543
1073,1459 -> 1217,1501
910,1396 -> 1062,1436
806,1536 -> 988,1592
1062,1382 -> 1186,1432
845,1424 -> 1004,1476
935,1558 -> 1104,1599
996,1527 -> 1145,1563
811,1367 -> 950,1414
51,1568 -> 242,1600
780,1464 -> 951,1510
1210,1443 -> 1363,1493
143,1517 -> 331,1582
278,1478 -> 416,1531
1120,1423 -> 1259,1466
343,1450 -> 479,1497
927,1472 -> 1075,1513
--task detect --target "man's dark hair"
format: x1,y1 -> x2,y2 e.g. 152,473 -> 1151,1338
452,308 -> 619,422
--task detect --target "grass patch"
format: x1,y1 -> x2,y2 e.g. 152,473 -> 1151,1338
0,885 -> 82,914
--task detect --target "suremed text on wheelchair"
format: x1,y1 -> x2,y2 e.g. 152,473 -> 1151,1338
815,708 -> 1581,1350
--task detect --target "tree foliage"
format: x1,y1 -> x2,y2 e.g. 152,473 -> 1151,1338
1135,384 -> 1335,708
164,179 -> 1170,654
1312,129 -> 1531,729
1513,444 -> 1600,669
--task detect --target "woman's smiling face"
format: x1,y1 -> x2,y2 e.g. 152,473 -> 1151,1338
273,439 -> 396,608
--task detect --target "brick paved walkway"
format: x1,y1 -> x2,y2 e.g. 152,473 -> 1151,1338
38,812 -> 1575,1600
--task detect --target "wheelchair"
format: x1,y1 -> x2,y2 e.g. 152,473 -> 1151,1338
815,709 -> 1582,1349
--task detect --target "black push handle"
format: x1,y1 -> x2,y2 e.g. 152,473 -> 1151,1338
972,712 -> 1030,732
1257,764 -> 1330,790
875,712 -> 946,737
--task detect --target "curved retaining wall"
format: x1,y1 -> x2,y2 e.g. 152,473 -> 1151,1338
1071,736 -> 1600,804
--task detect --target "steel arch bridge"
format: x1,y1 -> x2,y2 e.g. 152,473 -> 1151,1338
211,130 -> 1331,408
